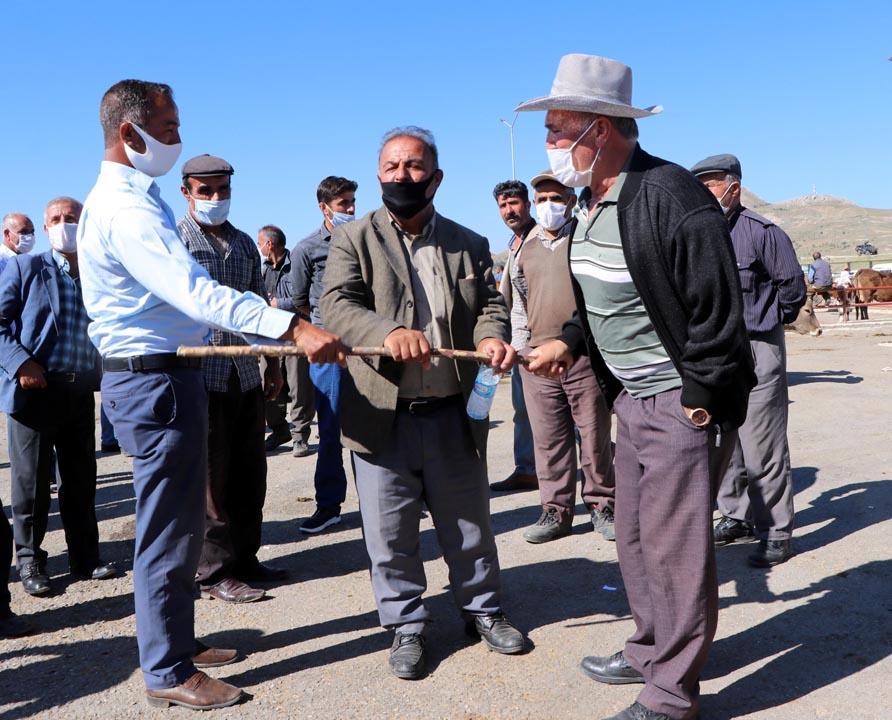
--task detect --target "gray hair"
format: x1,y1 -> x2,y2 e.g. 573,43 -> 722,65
1,213 -> 30,232
379,126 -> 439,169
259,224 -> 287,248
566,112 -> 639,141
100,79 -> 174,149
44,196 -> 83,222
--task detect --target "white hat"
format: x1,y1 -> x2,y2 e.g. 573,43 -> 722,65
515,54 -> 662,118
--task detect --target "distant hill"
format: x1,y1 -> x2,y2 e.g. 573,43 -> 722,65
742,188 -> 892,266
491,189 -> 892,270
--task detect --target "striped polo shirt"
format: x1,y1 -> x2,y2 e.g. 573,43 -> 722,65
569,171 -> 682,398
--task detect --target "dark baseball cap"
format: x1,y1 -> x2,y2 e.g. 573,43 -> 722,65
690,153 -> 742,180
181,154 -> 234,180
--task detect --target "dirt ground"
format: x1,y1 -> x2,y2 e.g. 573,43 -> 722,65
1,314 -> 892,719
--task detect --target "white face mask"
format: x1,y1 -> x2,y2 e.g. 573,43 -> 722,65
191,198 -> 231,226
536,201 -> 569,232
546,118 -> 600,188
14,232 -> 35,254
716,183 -> 736,215
47,223 -> 78,253
327,207 -> 355,227
124,123 -> 183,178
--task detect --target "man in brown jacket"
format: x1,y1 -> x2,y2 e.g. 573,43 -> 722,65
320,126 -> 526,681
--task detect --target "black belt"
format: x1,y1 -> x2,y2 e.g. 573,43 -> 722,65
396,394 -> 462,415
102,353 -> 202,373
45,372 -> 89,384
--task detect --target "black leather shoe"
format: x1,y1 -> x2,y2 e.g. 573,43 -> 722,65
713,516 -> 753,545
465,613 -> 525,654
0,610 -> 35,638
390,633 -> 425,680
748,539 -> 793,567
602,701 -> 671,720
20,563 -> 51,596
489,472 -> 538,492
234,559 -> 288,583
581,651 -> 645,684
71,561 -> 117,580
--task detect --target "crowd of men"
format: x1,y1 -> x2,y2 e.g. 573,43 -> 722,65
0,54 -> 810,720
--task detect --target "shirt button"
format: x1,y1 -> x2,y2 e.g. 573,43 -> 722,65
407,300 -> 414,308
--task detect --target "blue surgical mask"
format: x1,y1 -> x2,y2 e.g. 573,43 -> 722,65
327,207 -> 355,227
192,198 -> 230,226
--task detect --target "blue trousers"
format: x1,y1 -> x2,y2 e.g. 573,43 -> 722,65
102,368 -> 207,691
511,369 -> 536,475
308,362 -> 347,509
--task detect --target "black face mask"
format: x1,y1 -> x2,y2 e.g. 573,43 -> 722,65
380,173 -> 436,219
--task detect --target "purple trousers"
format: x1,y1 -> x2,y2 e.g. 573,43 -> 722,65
521,354 -> 614,522
613,388 -> 735,719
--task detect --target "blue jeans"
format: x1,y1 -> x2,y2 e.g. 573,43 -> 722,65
309,362 -> 347,510
511,369 -> 536,475
100,404 -> 117,447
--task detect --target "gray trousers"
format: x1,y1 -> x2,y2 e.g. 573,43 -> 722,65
614,388 -> 735,719
352,402 -> 502,634
262,355 -> 315,442
521,354 -> 614,522
717,325 -> 794,540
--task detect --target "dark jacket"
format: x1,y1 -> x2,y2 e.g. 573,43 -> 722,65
559,145 -> 756,431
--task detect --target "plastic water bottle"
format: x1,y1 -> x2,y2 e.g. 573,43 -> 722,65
467,366 -> 501,419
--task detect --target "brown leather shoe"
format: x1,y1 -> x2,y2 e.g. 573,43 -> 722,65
193,640 -> 239,668
146,671 -> 242,710
200,578 -> 265,603
490,472 -> 538,492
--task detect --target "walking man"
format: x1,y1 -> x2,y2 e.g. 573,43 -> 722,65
691,153 -> 805,566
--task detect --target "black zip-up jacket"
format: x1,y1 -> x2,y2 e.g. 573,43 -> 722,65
559,145 -> 756,431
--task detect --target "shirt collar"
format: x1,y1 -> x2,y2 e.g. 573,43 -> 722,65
0,244 -> 17,259
99,160 -> 156,195
388,210 -> 437,243
52,249 -> 72,274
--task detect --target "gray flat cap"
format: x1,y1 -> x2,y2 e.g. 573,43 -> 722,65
690,153 -> 742,179
181,154 -> 234,179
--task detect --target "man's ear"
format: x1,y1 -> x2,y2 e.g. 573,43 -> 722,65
120,121 -> 146,153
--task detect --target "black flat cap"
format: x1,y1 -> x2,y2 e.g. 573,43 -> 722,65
181,154 -> 234,180
690,153 -> 742,180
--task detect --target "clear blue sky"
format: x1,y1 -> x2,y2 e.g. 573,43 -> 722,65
2,1 -> 890,255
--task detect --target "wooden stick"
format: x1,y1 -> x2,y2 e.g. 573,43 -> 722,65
176,344 -> 529,365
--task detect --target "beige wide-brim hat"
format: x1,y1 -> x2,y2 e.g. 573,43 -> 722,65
515,54 -> 663,118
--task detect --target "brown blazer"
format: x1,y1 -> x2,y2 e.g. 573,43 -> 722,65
320,207 -> 510,457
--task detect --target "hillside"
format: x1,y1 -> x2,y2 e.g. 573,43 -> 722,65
742,188 -> 892,265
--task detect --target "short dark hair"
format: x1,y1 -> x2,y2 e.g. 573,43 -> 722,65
259,224 -> 286,248
100,80 -> 174,149
317,176 -> 358,205
492,180 -> 528,203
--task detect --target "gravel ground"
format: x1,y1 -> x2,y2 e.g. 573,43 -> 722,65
1,317 -> 892,719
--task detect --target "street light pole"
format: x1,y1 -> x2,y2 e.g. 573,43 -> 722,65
499,112 -> 519,180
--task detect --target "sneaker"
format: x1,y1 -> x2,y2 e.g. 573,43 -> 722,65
714,516 -> 754,546
300,506 -> 342,534
292,439 -> 312,458
748,539 -> 793,567
522,507 -> 571,544
591,506 -> 616,541
264,432 -> 291,452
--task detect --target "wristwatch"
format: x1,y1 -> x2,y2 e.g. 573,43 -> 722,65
689,408 -> 711,427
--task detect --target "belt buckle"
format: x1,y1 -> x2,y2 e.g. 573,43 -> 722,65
64,372 -> 76,383
126,356 -> 143,372
407,400 -> 424,414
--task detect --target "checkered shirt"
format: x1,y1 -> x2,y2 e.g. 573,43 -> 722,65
46,251 -> 98,373
177,214 -> 264,392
